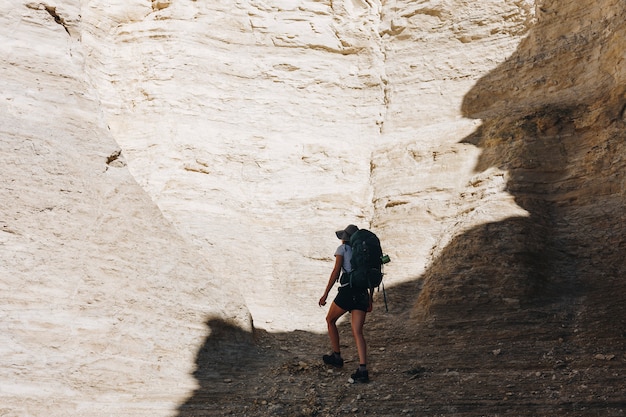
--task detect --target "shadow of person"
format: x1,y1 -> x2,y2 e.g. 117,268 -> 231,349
175,318 -> 276,416
412,0 -> 626,342
174,317 -> 330,416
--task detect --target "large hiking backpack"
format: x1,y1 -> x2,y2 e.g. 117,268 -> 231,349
349,229 -> 384,290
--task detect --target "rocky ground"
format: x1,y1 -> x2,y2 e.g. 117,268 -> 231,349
175,277 -> 625,417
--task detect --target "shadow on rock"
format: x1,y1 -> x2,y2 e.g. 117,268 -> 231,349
415,0 -> 626,344
175,318 -> 279,416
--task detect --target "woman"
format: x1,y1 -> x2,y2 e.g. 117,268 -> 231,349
318,224 -> 372,383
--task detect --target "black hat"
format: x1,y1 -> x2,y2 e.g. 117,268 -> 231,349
335,224 -> 359,240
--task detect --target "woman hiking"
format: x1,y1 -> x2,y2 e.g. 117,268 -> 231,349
318,224 -> 372,383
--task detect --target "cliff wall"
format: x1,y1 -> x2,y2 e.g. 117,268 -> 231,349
1,0 -> 624,415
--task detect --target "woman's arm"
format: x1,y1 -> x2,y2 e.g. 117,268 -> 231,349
319,255 -> 343,306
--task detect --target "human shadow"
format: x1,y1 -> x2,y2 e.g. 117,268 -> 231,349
175,318 -> 279,416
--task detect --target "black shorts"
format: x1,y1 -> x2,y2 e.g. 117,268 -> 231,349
333,286 -> 370,312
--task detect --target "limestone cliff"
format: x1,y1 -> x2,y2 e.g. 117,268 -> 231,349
78,0 -> 535,332
1,0 -> 624,416
1,1 -> 250,415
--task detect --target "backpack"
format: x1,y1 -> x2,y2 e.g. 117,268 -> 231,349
349,229 -> 384,290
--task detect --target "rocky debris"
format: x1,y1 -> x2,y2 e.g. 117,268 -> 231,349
176,287 -> 625,416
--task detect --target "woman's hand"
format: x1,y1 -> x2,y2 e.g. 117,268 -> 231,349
319,294 -> 327,307
320,255 -> 342,307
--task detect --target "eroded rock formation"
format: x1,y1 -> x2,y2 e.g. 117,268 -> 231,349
1,0 -> 624,415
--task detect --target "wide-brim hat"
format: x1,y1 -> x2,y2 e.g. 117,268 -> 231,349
335,224 -> 359,240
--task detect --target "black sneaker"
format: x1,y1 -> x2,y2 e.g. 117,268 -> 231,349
322,354 -> 344,368
350,368 -> 369,383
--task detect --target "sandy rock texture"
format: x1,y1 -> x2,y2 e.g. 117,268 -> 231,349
79,0 -> 384,333
1,0 -> 625,416
1,2 -> 249,415
78,0 -> 535,332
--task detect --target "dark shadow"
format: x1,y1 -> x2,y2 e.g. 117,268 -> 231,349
414,0 -> 626,339
173,287 -> 425,417
175,318 -> 281,416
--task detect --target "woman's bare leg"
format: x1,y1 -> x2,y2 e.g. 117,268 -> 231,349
326,302 -> 347,353
351,309 -> 367,365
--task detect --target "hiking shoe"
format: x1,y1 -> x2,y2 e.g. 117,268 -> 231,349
350,368 -> 369,383
322,354 -> 344,368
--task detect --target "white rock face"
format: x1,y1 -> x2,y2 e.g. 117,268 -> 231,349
79,0 -> 534,332
0,0 -> 534,415
1,2 -> 249,415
